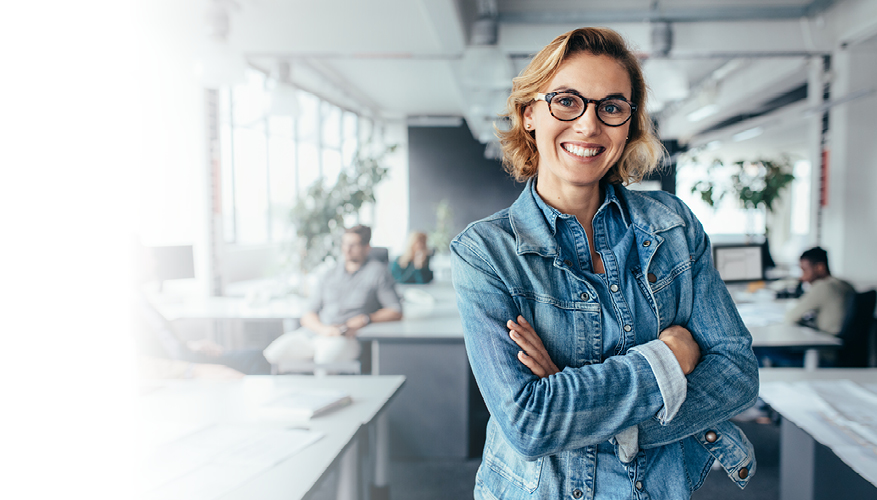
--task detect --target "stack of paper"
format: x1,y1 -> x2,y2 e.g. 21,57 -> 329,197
262,389 -> 352,419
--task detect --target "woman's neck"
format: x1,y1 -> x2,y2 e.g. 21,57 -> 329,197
535,179 -> 604,226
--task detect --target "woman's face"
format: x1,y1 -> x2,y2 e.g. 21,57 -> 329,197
523,52 -> 632,196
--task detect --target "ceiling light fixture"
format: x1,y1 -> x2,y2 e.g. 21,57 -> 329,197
732,127 -> 763,142
687,104 -> 719,122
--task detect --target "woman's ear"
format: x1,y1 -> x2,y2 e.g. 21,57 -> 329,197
522,105 -> 534,131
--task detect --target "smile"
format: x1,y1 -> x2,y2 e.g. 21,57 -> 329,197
563,144 -> 604,158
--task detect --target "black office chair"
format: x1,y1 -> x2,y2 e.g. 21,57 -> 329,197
833,290 -> 877,367
369,246 -> 390,263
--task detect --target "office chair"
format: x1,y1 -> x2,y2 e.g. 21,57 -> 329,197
833,289 -> 877,368
369,246 -> 390,263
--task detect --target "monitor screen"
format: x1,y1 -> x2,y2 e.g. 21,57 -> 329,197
713,244 -> 764,282
150,245 -> 195,282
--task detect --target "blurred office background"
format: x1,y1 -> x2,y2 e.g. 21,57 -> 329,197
4,1 -> 877,499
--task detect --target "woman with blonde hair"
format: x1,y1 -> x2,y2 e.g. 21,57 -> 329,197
391,231 -> 433,284
451,27 -> 758,499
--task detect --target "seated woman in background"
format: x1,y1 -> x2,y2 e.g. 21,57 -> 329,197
391,231 -> 433,284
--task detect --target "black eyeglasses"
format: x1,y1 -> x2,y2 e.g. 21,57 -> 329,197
534,91 -> 636,127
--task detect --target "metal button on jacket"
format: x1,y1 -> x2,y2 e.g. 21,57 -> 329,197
738,467 -> 749,479
642,240 -> 651,247
580,292 -> 589,301
635,481 -> 643,490
572,488 -> 583,498
705,430 -> 718,443
647,273 -> 657,283
623,324 -> 632,332
564,259 -> 573,267
610,284 -> 619,292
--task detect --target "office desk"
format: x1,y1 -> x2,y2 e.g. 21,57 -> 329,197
148,293 -> 306,350
138,375 -> 404,500
749,324 -> 842,370
736,295 -> 842,370
357,283 -> 475,459
759,368 -> 877,500
150,294 -> 305,322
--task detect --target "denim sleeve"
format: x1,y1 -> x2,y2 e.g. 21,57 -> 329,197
452,237 -> 668,460
637,210 -> 759,449
629,340 -> 687,423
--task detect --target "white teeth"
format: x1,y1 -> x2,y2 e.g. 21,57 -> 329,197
563,144 -> 601,157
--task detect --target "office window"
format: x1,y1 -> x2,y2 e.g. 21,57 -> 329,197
268,115 -> 296,241
219,71 -> 364,245
676,158 -> 765,235
676,157 -> 811,241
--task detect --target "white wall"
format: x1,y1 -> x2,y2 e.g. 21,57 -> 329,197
822,40 -> 877,288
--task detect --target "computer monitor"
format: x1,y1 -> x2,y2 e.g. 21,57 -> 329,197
150,245 -> 195,290
713,244 -> 764,283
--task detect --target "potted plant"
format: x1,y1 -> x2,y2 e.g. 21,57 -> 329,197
690,156 -> 795,236
289,143 -> 397,278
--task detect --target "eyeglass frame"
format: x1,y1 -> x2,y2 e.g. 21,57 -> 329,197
533,91 -> 637,127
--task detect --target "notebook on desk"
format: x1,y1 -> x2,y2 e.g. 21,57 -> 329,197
262,389 -> 352,419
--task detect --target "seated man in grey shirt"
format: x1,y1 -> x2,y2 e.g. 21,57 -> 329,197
264,225 -> 403,365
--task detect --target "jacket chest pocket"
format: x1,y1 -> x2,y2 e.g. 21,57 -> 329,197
633,258 -> 692,331
512,291 -> 602,367
481,419 -> 544,493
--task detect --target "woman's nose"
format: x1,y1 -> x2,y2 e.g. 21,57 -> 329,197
571,104 -> 601,135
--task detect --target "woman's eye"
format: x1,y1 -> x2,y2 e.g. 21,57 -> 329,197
556,97 -> 576,108
601,102 -> 621,114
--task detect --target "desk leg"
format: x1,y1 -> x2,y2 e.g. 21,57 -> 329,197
804,349 -> 819,371
337,439 -> 359,500
371,340 -> 380,375
370,413 -> 390,500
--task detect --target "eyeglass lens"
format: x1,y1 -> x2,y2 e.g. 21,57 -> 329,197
549,94 -> 632,126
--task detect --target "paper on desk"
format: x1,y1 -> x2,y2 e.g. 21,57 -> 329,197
760,380 -> 877,486
141,424 -> 323,500
735,302 -> 788,327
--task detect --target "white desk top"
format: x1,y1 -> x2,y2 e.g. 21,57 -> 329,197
759,368 -> 877,487
138,375 -> 404,500
748,323 -> 841,348
150,294 -> 306,321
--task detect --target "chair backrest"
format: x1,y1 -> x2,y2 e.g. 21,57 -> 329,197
835,289 -> 877,367
369,246 -> 390,263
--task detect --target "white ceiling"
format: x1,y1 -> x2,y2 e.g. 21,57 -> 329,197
203,0 -> 877,162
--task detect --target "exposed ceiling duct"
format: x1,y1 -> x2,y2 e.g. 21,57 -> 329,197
650,21 -> 673,58
471,0 -> 499,46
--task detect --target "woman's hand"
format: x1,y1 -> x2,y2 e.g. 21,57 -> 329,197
658,325 -> 701,375
508,315 -> 560,378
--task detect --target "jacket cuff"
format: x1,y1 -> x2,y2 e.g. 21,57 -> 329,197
629,339 -> 687,424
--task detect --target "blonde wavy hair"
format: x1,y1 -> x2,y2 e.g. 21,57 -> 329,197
497,27 -> 664,184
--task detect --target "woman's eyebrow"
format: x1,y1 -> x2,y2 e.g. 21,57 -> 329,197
548,87 -> 629,99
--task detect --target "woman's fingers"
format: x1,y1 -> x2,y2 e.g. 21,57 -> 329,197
517,351 -> 546,378
507,317 -> 560,377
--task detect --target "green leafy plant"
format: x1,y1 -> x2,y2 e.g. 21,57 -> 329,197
690,156 -> 795,212
427,199 -> 454,254
290,143 -> 397,271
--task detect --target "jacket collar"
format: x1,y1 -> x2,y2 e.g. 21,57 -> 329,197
509,178 -> 684,257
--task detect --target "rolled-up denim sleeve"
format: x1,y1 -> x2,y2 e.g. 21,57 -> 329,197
629,340 -> 687,424
614,342 -> 687,463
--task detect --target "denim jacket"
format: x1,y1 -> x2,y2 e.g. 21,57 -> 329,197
451,180 -> 759,499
